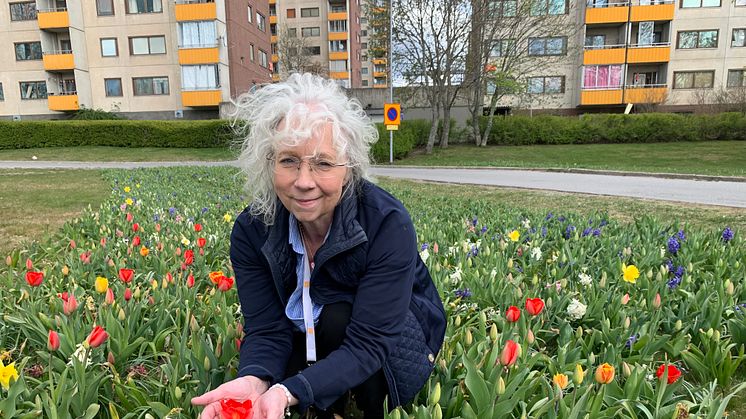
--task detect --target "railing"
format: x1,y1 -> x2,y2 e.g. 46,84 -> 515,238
37,7 -> 68,12
49,90 -> 77,95
43,49 -> 73,55
175,0 -> 214,4
586,0 -> 629,8
583,43 -> 625,50
581,85 -> 623,90
178,43 -> 219,49
628,42 -> 670,48
630,0 -> 674,4
625,83 -> 667,88
182,85 -> 221,91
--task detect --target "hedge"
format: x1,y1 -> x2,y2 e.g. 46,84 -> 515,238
478,112 -> 746,145
370,120 -> 430,162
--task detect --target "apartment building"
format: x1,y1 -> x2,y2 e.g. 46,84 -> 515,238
486,0 -> 746,113
0,0 -> 271,120
268,0 -> 387,88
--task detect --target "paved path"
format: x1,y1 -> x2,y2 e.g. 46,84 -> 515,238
2,160 -> 745,208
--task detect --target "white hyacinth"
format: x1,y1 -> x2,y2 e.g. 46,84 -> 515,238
567,298 -> 587,320
531,247 -> 542,261
522,219 -> 531,229
578,272 -> 593,287
69,343 -> 91,367
450,267 -> 463,284
419,248 -> 429,263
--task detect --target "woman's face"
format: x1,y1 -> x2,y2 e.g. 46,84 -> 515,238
273,122 -> 349,231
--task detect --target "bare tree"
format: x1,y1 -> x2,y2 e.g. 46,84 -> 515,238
276,25 -> 328,79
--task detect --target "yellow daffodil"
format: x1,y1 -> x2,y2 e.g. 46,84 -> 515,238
124,186 -> 131,193
223,213 -> 232,223
0,360 -> 19,390
95,276 -> 109,294
553,373 -> 569,390
181,237 -> 190,246
125,198 -> 133,206
508,230 -> 520,242
623,264 -> 640,284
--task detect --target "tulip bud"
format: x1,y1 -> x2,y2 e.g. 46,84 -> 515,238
215,336 -> 223,358
599,274 -> 606,288
190,315 -> 199,333
105,288 -> 115,305
639,298 -> 646,309
675,320 -> 682,331
499,240 -> 507,250
107,351 -> 116,365
124,288 -> 132,301
62,265 -> 69,276
464,329 -> 473,346
589,352 -> 596,364
204,356 -> 211,371
454,315 -> 461,327
507,259 -> 513,269
621,293 -> 630,305
725,280 -> 734,295
391,408 -> 401,419
48,330 -> 60,351
713,329 -> 720,341
532,274 -> 539,285
624,316 -> 630,329
706,328 -> 714,339
688,262 -> 694,272
573,364 -> 584,385
133,286 -> 141,299
575,326 -> 583,339
653,293 -> 661,309
174,386 -> 183,400
527,329 -> 535,345
551,267 -> 557,277
429,382 -> 441,407
118,308 -> 126,321
433,403 -> 443,419
496,376 -> 506,395
26,258 -> 33,270
647,269 -> 653,279
439,358 -> 447,371
490,324 -> 498,342
622,362 -> 631,378
151,279 -> 158,290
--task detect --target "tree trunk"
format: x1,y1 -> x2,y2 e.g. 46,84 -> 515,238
480,92 -> 501,147
439,98 -> 451,149
425,102 -> 440,154
471,82 -> 483,146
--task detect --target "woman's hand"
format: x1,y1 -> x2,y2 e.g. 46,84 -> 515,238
191,375 -> 270,419
251,386 -> 294,419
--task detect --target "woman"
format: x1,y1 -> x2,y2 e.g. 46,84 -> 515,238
192,73 -> 446,419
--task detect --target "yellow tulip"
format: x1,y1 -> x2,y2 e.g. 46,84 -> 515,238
573,364 -> 584,385
623,264 -> 640,284
553,373 -> 569,390
95,276 -> 109,294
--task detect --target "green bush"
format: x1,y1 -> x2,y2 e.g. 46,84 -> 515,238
370,120 -> 432,162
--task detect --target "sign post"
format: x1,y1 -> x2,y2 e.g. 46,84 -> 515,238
383,103 -> 401,164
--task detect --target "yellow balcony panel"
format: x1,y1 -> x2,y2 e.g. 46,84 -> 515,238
271,54 -> 278,63
630,3 -> 674,21
329,32 -> 348,41
373,58 -> 386,65
182,90 -> 221,107
328,12 -> 348,20
48,94 -> 79,111
585,6 -> 629,24
373,84 -> 388,89
580,89 -> 623,105
178,47 -> 219,64
38,11 -> 69,29
627,45 -> 669,63
269,0 -> 275,4
272,74 -> 280,82
583,47 -> 626,65
329,51 -> 348,60
43,53 -> 75,71
624,86 -> 667,103
373,71 -> 387,78
271,35 -> 278,43
270,15 -> 277,24
329,71 -> 348,80
175,2 -> 217,21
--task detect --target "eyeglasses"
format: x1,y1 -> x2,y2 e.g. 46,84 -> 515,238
270,155 -> 348,178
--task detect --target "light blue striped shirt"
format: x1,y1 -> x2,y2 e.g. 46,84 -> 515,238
286,214 -> 324,332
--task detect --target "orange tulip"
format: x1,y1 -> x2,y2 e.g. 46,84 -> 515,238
553,373 -> 569,390
595,363 -> 615,384
139,246 -> 149,257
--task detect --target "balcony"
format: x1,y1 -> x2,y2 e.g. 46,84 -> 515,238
329,51 -> 348,60
271,54 -> 278,63
585,2 -> 629,24
583,45 -> 626,65
373,58 -> 386,65
175,1 -> 217,21
269,0 -> 275,4
48,93 -> 79,111
270,15 -> 277,24
580,88 -> 623,105
624,85 -> 667,103
630,0 -> 674,21
43,51 -> 75,71
37,9 -> 70,30
271,35 -> 278,43
627,43 -> 670,63
373,71 -> 387,78
178,46 -> 219,64
272,74 -> 280,82
182,89 -> 221,107
328,12 -> 348,20
329,71 -> 348,79
373,83 -> 388,89
329,32 -> 348,41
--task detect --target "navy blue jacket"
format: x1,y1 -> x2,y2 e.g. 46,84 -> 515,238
231,180 -> 446,411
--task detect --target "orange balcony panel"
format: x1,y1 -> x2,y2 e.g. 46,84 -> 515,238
585,6 -> 629,24
329,71 -> 348,79
270,15 -> 277,24
43,53 -> 75,71
175,3 -> 217,21
580,89 -> 623,105
624,87 -> 667,103
48,94 -> 79,111
373,84 -> 388,89
272,74 -> 280,82
38,11 -> 69,29
178,47 -> 219,64
271,54 -> 278,62
271,35 -> 278,43
373,71 -> 387,78
627,46 -> 669,63
630,3 -> 674,21
182,90 -> 221,107
269,0 -> 275,4
328,12 -> 348,20
373,58 -> 386,65
329,51 -> 348,60
329,32 -> 348,41
583,48 -> 626,65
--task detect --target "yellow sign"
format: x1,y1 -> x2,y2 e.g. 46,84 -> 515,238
383,103 -> 401,125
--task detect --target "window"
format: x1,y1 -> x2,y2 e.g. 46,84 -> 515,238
677,30 -> 718,49
361,42 -> 368,49
105,78 -> 123,96
133,76 -> 169,95
733,29 -> 746,47
0,83 -> 4,101
737,0 -> 746,5
287,8 -> 296,18
681,0 -> 719,7
360,17 -> 367,24
330,5 -> 346,12
15,42 -> 42,60
126,0 -> 162,14
585,35 -> 605,48
96,0 -> 114,15
527,76 -> 565,94
303,46 -> 321,55
490,39 -> 514,57
329,20 -> 347,32
361,29 -> 368,37
330,60 -> 347,72
178,21 -> 217,48
300,7 -> 319,17
249,43 -> 255,61
259,49 -> 268,67
330,40 -> 348,52
248,5 -> 252,22
673,71 -> 714,89
269,4 -> 276,16
530,0 -> 567,15
362,80 -> 369,87
302,27 -> 320,37
727,70 -> 746,87
182,65 -> 219,90
287,28 -> 297,37
582,65 -> 623,88
257,13 -> 266,32
528,37 -> 567,56
19,81 -> 47,99
130,35 -> 166,55
489,0 -> 517,17
100,38 -> 118,57
10,2 -> 37,21
361,67 -> 369,75
632,71 -> 658,86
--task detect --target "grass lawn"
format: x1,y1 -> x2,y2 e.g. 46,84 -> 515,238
396,141 -> 746,177
0,146 -> 236,162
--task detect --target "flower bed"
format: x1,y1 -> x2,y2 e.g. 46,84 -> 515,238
0,167 -> 744,418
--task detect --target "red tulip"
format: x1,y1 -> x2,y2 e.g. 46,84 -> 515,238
184,249 -> 194,266
220,399 -> 252,419
63,294 -> 79,315
48,330 -> 60,351
235,338 -> 242,351
126,212 -> 133,222
25,271 -> 44,287
199,248 -> 205,256
197,237 -> 206,248
124,288 -> 132,301
186,273 -> 195,289
166,272 -> 174,283
505,306 -> 521,322
194,223 -> 203,232
525,298 -> 545,316
132,223 -> 139,232
100,237 -> 107,247
69,240 -> 77,249
85,325 -> 109,348
105,288 -> 115,305
517,247 -> 523,257
499,339 -> 519,367
656,364 -> 682,384
26,258 -> 33,270
119,268 -> 134,283
217,275 -> 234,291
58,292 -> 69,302
132,236 -> 141,247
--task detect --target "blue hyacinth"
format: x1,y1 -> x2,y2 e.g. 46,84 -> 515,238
454,288 -> 472,298
722,227 -> 734,243
667,236 -> 680,255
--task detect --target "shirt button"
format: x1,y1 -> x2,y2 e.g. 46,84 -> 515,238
428,353 -> 435,363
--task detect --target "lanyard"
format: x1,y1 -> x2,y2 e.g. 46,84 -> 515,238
302,252 -> 316,363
